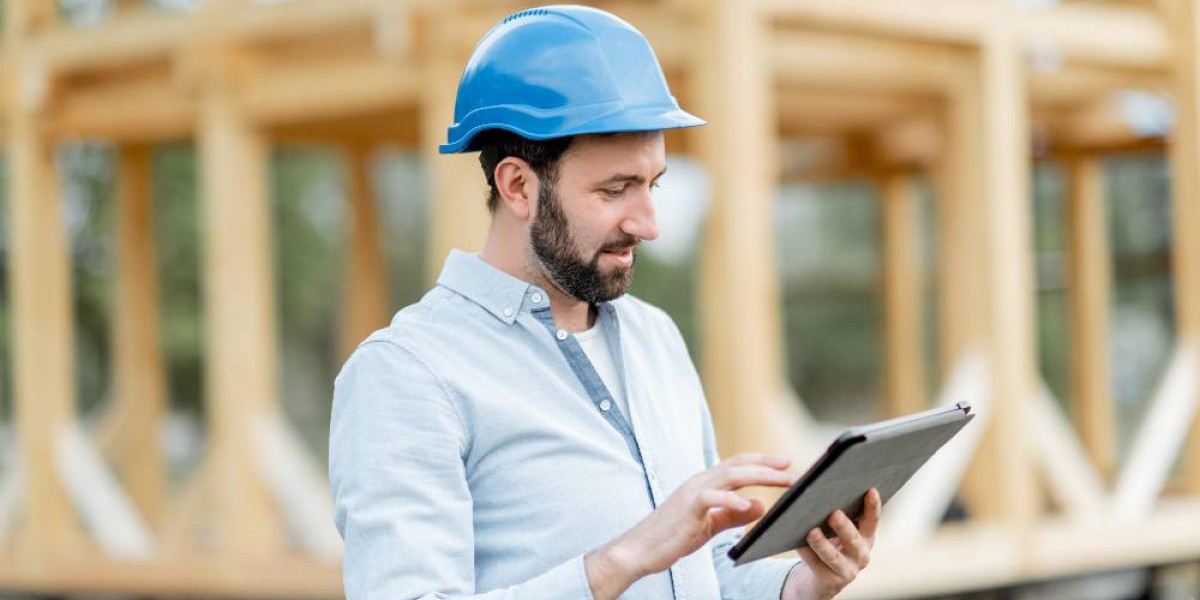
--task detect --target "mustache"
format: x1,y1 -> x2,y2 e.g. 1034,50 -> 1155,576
597,235 -> 641,254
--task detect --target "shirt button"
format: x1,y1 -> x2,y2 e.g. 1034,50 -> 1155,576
503,307 -> 514,317
555,329 -> 568,340
532,292 -> 543,303
599,399 -> 612,411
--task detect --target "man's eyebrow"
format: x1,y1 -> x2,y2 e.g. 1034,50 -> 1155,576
596,167 -> 669,186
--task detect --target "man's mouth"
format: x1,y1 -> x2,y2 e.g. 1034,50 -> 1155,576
600,246 -> 635,267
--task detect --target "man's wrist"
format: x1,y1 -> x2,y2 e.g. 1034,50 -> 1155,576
584,537 -> 644,600
780,560 -> 806,600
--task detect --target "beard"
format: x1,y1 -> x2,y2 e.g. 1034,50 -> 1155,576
530,179 -> 639,304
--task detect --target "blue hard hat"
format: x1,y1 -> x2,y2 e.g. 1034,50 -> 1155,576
440,5 -> 705,154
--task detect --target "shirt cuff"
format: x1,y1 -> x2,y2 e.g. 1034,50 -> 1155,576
516,553 -> 595,600
759,558 -> 803,600
776,560 -> 804,600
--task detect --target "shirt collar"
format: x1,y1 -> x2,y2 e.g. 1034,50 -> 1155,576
436,250 -> 546,325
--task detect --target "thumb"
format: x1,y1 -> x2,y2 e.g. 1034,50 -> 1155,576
710,498 -> 766,532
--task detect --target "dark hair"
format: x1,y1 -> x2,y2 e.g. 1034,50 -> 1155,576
477,130 -> 575,214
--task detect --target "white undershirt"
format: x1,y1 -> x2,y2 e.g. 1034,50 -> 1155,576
574,323 -> 630,419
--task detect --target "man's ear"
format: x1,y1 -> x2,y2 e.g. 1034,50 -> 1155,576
493,157 -> 535,220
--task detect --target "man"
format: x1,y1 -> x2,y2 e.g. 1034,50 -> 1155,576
329,6 -> 880,599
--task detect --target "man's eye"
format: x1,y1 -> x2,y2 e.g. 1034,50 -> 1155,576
603,187 -> 625,196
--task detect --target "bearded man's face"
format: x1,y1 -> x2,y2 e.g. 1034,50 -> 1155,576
528,131 -> 666,304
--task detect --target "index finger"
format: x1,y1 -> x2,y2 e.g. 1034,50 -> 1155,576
724,453 -> 793,469
858,488 -> 881,541
712,465 -> 796,491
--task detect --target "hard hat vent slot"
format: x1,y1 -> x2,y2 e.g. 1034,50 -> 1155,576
503,8 -> 549,23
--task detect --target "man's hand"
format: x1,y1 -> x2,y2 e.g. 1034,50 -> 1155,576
782,488 -> 881,600
584,453 -> 796,600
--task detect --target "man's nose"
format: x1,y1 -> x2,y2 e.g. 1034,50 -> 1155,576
622,190 -> 660,242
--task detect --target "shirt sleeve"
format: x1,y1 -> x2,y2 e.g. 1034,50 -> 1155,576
700,389 -> 803,600
329,340 -> 596,600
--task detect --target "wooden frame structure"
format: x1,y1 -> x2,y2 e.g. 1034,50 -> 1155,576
1,0 -> 1198,598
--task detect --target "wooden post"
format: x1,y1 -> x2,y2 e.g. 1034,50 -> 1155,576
1169,0 -> 1200,494
691,3 -> 785,457
979,33 -> 1040,525
937,57 -> 998,518
421,8 -> 490,283
880,172 -> 928,417
104,145 -> 169,526
4,0 -> 71,570
338,145 -> 391,363
5,0 -> 83,577
113,0 -> 142,14
198,76 -> 284,559
935,65 -> 988,376
1064,154 -> 1116,478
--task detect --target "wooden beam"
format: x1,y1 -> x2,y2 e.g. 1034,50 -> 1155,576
159,456 -> 214,559
771,29 -> 1162,109
33,11 -> 196,75
934,60 -> 997,518
1170,0 -> 1200,493
103,144 -> 168,527
1112,345 -> 1198,517
0,555 -> 342,599
880,172 -> 928,417
113,0 -> 144,14
8,0 -> 56,33
978,33 -> 1040,526
779,119 -> 942,182
337,145 -> 391,364
691,3 -> 790,459
762,0 -> 1170,71
224,0 -> 379,43
872,114 -> 943,169
198,79 -> 284,560
1030,383 -> 1107,519
240,58 -> 420,126
1040,95 -> 1163,152
32,0 -> 392,78
44,51 -> 421,142
1031,66 -> 1167,109
843,500 -> 1200,600
269,106 -> 421,147
1064,154 -> 1116,477
5,0 -> 85,579
441,2 -> 692,73
0,48 -> 10,137
0,500 -> 1199,600
421,7 -> 490,283
43,77 -> 195,142
778,137 -> 859,183
777,89 -> 933,137
772,30 -> 961,97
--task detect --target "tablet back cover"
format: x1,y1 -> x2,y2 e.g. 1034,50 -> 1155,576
730,407 -> 973,565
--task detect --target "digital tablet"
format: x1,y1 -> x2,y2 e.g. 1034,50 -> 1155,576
728,402 -> 975,565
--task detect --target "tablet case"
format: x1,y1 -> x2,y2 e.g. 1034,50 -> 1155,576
728,402 -> 975,565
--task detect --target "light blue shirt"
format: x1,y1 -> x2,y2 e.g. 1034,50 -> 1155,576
330,250 -> 800,600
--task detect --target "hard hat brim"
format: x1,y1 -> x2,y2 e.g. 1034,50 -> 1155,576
439,104 -> 706,154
